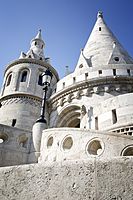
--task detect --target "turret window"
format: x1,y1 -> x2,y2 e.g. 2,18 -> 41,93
127,69 -> 130,76
98,70 -> 102,75
6,73 -> 12,86
113,69 -> 116,76
21,71 -> 27,82
99,27 -> 101,31
112,109 -> 117,124
38,74 -> 43,86
12,119 -> 16,127
95,117 -> 98,130
35,41 -> 37,46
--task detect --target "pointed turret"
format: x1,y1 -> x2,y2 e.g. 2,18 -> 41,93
35,29 -> 43,40
75,11 -> 133,71
28,29 -> 45,60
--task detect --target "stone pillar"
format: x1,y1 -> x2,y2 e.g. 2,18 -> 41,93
29,121 -> 47,163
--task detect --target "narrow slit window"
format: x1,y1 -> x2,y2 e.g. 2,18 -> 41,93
63,82 -> 65,88
95,117 -> 98,130
85,73 -> 88,80
38,74 -> 43,86
112,109 -> 117,124
21,71 -> 27,82
12,119 -> 16,127
73,77 -> 76,83
113,69 -> 116,76
127,69 -> 130,76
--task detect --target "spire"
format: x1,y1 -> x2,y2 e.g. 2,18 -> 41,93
29,30 -> 45,60
75,12 -> 133,71
35,29 -> 42,40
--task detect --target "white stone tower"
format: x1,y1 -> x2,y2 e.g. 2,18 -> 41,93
0,30 -> 59,131
38,12 -> 133,163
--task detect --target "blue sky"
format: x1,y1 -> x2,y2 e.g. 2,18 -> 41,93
0,0 -> 133,84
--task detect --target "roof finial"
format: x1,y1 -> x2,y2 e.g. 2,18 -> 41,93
97,11 -> 103,19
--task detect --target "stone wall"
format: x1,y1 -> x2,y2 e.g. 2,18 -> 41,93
39,128 -> 133,162
0,124 -> 31,167
0,157 -> 132,200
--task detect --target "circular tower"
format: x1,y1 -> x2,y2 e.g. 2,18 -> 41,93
0,30 -> 59,131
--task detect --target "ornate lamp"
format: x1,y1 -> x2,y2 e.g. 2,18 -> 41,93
36,69 -> 53,123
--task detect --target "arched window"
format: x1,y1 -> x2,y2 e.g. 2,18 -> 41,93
21,71 -> 27,82
38,74 -> 43,86
6,73 -> 12,86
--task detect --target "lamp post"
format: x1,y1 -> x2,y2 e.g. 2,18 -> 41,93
36,69 -> 53,123
32,69 -> 53,162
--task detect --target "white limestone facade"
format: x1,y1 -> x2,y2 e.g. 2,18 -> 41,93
0,12 -> 133,200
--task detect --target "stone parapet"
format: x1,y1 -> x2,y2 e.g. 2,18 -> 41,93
39,128 -> 133,163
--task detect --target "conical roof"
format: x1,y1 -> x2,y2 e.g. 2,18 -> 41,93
75,12 -> 133,71
35,29 -> 43,40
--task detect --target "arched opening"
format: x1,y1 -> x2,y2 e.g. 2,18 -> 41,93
21,71 -> 27,82
68,118 -> 80,128
62,136 -> 73,151
121,145 -> 133,156
87,139 -> 104,156
6,73 -> 12,86
47,136 -> 53,149
0,133 -> 8,144
18,135 -> 28,148
57,105 -> 81,128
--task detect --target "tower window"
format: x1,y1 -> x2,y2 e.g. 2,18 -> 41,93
98,70 -> 102,75
112,109 -> 117,124
12,119 -> 16,127
114,57 -> 119,62
41,44 -> 43,49
38,74 -> 43,86
113,69 -> 116,76
21,71 -> 27,82
127,69 -> 130,76
79,64 -> 83,68
99,27 -> 101,31
95,117 -> 98,130
73,77 -> 76,83
85,73 -> 88,80
6,73 -> 12,86
35,41 -> 37,46
63,82 -> 65,88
